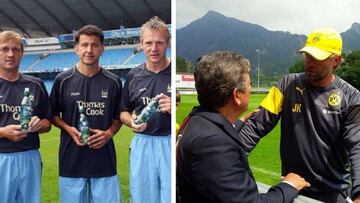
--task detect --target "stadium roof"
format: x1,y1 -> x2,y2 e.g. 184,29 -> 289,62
0,0 -> 171,38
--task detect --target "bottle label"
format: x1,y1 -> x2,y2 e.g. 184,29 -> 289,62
134,99 -> 159,125
20,88 -> 32,130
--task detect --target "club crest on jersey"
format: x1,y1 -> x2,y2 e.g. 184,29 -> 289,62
312,34 -> 321,42
328,92 -> 341,106
101,89 -> 108,98
167,84 -> 171,93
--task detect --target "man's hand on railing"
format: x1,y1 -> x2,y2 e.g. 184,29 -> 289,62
282,173 -> 311,191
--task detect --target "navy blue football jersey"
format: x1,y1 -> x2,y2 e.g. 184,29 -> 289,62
121,63 -> 171,136
0,73 -> 50,152
50,67 -> 122,177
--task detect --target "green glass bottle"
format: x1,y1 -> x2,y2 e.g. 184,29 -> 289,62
134,99 -> 159,125
20,88 -> 32,130
78,106 -> 89,145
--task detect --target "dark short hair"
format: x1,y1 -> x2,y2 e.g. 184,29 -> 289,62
195,51 -> 250,110
75,25 -> 104,44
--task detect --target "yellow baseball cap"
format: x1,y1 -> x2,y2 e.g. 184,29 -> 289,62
299,27 -> 342,60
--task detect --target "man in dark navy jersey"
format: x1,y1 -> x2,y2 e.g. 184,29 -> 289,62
241,27 -> 360,202
50,25 -> 122,203
0,31 -> 51,203
120,17 -> 171,203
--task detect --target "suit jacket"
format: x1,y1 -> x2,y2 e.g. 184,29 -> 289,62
176,107 -> 298,203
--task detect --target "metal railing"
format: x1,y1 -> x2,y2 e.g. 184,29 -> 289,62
257,182 -> 323,202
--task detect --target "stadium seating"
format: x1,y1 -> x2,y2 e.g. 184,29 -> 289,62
99,48 -> 133,66
31,52 -> 78,71
19,47 -> 171,72
20,54 -> 40,71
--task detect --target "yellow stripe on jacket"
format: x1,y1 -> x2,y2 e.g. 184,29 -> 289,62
260,86 -> 284,115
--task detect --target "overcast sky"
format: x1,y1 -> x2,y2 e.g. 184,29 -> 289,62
176,0 -> 360,34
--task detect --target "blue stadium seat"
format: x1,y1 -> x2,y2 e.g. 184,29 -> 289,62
20,54 -> 40,71
22,47 -> 172,72
31,52 -> 78,71
99,48 -> 133,66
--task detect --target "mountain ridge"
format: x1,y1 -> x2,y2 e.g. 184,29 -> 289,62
177,11 -> 360,75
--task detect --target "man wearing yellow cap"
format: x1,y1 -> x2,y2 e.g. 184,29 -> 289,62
240,27 -> 360,202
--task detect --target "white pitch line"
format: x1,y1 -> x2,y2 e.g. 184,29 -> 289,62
251,166 -> 280,177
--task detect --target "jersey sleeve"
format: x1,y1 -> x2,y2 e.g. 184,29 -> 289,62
49,76 -> 62,117
343,104 -> 360,198
37,80 -> 51,120
113,77 -> 122,120
120,72 -> 134,113
240,77 -> 289,153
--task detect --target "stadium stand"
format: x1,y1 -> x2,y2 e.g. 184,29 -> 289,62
20,46 -> 171,73
30,52 -> 78,71
19,54 -> 40,71
0,0 -> 170,38
0,1 -> 171,202
125,51 -> 145,65
100,48 -> 133,66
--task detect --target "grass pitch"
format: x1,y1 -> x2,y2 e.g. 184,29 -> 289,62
176,94 -> 283,186
40,126 -> 133,203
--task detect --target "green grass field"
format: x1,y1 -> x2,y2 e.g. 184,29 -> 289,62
39,126 -> 133,203
176,94 -> 282,186
40,94 -> 281,202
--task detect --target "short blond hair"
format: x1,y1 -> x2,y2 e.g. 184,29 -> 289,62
0,31 -> 24,52
141,16 -> 170,43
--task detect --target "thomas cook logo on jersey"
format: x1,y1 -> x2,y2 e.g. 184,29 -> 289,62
328,92 -> 341,106
101,89 -> 108,98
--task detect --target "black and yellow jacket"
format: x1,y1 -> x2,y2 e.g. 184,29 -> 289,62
241,73 -> 360,199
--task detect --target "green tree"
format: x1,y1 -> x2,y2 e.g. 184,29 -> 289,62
288,60 -> 304,73
176,57 -> 193,73
336,50 -> 360,89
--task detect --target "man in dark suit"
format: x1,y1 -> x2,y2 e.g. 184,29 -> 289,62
176,51 -> 310,203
